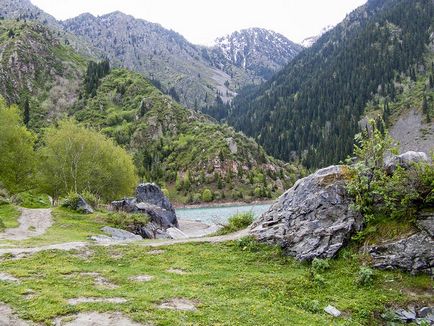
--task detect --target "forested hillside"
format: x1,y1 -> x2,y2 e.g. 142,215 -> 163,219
228,0 -> 434,167
73,68 -> 299,203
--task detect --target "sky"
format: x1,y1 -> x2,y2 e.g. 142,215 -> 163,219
31,0 -> 367,45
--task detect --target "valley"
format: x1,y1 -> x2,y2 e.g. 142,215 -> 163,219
0,0 -> 433,325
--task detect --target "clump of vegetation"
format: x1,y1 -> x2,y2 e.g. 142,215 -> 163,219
347,119 -> 433,236
216,211 -> 254,235
309,258 -> 330,287
311,258 -> 330,273
201,188 -> 213,202
357,266 -> 375,286
105,211 -> 150,234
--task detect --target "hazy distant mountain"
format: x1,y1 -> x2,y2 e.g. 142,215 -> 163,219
301,25 -> 334,48
210,28 -> 303,80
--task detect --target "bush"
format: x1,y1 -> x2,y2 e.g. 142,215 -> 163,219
106,211 -> 150,234
311,258 -> 330,273
357,267 -> 374,286
202,188 -> 213,202
216,211 -> 254,235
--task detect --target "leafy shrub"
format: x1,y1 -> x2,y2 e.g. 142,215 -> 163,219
216,212 -> 254,235
311,258 -> 330,273
357,267 -> 374,286
201,188 -> 213,202
105,211 -> 150,234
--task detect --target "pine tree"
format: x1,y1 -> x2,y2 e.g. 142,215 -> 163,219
23,98 -> 30,127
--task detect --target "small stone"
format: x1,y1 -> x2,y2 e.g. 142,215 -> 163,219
67,297 -> 127,305
0,272 -> 20,283
167,268 -> 187,275
395,308 -> 416,321
418,307 -> 432,318
324,305 -> 341,317
158,298 -> 197,311
129,275 -> 153,282
147,249 -> 165,255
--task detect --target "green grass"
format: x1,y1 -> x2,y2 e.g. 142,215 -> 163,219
0,208 -> 107,247
0,204 -> 20,231
0,241 -> 432,325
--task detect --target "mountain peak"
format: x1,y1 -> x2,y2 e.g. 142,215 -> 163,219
211,27 -> 302,79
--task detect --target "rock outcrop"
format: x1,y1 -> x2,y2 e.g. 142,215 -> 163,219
366,212 -> 434,275
90,226 -> 143,243
112,183 -> 178,228
76,195 -> 94,214
385,151 -> 430,174
111,183 -> 178,238
250,165 -> 363,261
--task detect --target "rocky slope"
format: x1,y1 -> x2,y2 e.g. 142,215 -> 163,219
209,28 -> 303,80
0,20 -> 85,131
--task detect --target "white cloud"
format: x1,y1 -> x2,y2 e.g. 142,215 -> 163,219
31,0 -> 367,45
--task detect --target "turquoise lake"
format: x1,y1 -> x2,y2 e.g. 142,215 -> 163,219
176,203 -> 271,224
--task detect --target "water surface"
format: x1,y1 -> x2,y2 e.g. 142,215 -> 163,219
176,203 -> 271,225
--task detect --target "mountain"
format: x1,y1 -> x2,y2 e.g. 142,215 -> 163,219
209,28 -> 303,80
61,11 -> 239,110
301,25 -> 333,48
0,0 -> 302,110
0,20 -> 299,203
0,19 -> 86,132
0,0 -> 60,28
62,13 -> 302,109
228,0 -> 434,168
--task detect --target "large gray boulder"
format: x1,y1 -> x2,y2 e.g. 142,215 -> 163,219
366,212 -> 434,275
111,183 -> 178,234
250,165 -> 363,261
385,151 -> 430,174
76,195 -> 94,214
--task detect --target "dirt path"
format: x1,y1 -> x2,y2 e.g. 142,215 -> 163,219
0,208 -> 52,241
0,228 -> 249,256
